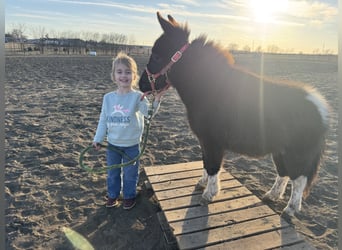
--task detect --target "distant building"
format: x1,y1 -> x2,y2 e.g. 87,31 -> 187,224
89,51 -> 97,56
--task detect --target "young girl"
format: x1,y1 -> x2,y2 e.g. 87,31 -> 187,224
93,52 -> 165,209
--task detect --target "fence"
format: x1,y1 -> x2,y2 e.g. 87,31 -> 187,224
5,42 -> 151,56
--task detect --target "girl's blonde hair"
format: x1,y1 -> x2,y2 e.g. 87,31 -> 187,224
111,52 -> 139,87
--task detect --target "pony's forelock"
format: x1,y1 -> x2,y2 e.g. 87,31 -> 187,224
169,22 -> 190,42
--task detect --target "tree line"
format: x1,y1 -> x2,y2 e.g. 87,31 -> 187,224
5,23 -> 335,55
5,24 -> 149,56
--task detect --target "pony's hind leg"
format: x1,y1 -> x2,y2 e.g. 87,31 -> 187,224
263,175 -> 289,201
265,153 -> 290,201
283,175 -> 307,216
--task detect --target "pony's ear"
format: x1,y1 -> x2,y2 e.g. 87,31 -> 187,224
167,14 -> 179,26
157,12 -> 174,34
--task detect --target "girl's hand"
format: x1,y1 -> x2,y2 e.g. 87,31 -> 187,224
92,142 -> 101,151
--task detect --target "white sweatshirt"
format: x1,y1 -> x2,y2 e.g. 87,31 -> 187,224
93,90 -> 160,147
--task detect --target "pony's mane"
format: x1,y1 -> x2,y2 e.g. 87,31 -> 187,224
172,17 -> 234,66
190,35 -> 315,92
176,21 -> 317,95
191,35 -> 235,66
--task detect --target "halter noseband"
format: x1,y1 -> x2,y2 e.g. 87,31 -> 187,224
144,43 -> 190,94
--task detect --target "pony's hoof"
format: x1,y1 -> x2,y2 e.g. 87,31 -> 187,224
282,205 -> 297,217
199,197 -> 210,206
195,183 -> 206,191
262,194 -> 275,202
280,211 -> 293,222
262,191 -> 279,201
262,195 -> 271,202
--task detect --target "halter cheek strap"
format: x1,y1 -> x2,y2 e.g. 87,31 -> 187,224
144,43 -> 190,93
140,71 -> 172,101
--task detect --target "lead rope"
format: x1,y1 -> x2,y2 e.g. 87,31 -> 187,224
79,98 -> 155,174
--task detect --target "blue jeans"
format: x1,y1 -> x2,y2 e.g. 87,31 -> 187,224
106,143 -> 139,200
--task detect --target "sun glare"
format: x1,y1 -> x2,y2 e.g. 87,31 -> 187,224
250,0 -> 288,23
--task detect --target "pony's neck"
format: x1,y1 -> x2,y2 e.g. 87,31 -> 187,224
169,39 -> 234,99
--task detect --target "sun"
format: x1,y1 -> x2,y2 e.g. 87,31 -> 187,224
250,0 -> 288,23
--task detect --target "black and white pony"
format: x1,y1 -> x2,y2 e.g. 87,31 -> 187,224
139,12 -> 330,216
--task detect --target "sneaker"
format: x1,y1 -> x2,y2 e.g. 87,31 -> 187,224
105,193 -> 123,201
106,197 -> 119,208
123,198 -> 136,210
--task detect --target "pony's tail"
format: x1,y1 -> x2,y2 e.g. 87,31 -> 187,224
303,87 -> 330,199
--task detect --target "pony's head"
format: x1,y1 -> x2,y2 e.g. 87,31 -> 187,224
139,12 -> 190,93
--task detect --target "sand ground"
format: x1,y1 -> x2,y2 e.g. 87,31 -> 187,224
5,55 -> 337,249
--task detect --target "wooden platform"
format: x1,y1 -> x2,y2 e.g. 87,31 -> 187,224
144,161 -> 315,250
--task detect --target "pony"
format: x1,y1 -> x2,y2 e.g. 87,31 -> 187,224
139,12 -> 330,216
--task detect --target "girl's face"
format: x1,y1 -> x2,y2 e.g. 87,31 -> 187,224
114,63 -> 135,89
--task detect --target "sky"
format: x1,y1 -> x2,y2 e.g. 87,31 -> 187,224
5,0 -> 338,54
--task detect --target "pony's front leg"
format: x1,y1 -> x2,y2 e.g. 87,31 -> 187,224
197,143 -> 223,205
283,175 -> 307,216
200,172 -> 220,205
195,169 -> 208,190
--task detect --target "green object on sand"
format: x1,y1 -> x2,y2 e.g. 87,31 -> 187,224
62,227 -> 94,250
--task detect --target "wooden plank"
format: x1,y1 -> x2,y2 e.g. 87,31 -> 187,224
273,242 -> 316,250
176,214 -> 288,249
159,186 -> 253,211
156,212 -> 179,246
170,205 -> 276,235
151,176 -> 201,191
150,171 -> 234,191
144,161 -> 316,250
202,227 -> 310,250
147,168 -> 204,183
144,161 -> 203,176
148,169 -> 234,184
164,195 -> 262,222
155,179 -> 243,200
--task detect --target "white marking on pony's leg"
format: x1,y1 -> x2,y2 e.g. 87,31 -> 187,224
196,169 -> 208,190
263,175 -> 289,201
201,173 -> 220,204
283,175 -> 307,216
